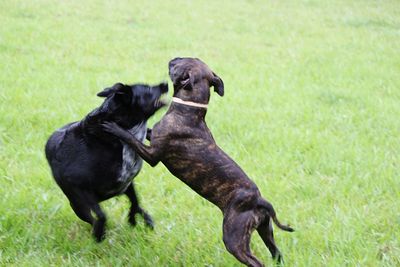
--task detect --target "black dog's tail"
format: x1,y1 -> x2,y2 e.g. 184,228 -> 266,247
258,198 -> 294,232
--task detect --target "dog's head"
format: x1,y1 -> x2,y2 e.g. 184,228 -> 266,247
96,82 -> 168,128
168,57 -> 224,103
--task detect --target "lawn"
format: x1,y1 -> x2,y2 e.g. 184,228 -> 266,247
0,0 -> 399,266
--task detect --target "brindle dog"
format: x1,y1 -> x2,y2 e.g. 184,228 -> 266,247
103,58 -> 293,266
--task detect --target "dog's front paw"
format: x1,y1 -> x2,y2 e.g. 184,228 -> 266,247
102,121 -> 119,134
129,209 -> 154,229
128,212 -> 137,227
102,121 -> 128,139
143,212 -> 154,230
93,219 -> 106,242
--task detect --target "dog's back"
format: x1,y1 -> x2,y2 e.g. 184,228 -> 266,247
45,122 -> 89,184
45,117 -> 146,199
45,122 -> 77,163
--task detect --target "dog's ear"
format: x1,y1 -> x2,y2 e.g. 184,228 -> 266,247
211,72 -> 224,96
97,83 -> 124,97
179,70 -> 197,91
113,86 -> 133,105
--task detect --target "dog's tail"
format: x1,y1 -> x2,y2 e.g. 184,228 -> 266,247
257,198 -> 294,232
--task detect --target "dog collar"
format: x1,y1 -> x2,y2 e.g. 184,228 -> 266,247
172,97 -> 208,109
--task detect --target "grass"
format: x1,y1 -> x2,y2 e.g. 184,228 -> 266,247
1,0 -> 399,266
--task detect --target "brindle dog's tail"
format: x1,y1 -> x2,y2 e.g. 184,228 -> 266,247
257,198 -> 294,232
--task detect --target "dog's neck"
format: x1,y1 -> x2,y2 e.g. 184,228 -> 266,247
169,100 -> 208,120
172,97 -> 208,109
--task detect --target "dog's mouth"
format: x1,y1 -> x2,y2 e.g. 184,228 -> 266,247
153,93 -> 169,109
153,82 -> 169,110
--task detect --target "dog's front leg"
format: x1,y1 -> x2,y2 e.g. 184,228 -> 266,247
103,122 -> 161,166
128,139 -> 160,167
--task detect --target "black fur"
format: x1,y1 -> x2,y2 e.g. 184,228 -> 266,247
45,82 -> 168,241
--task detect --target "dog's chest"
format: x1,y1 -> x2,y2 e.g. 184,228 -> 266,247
118,122 -> 146,183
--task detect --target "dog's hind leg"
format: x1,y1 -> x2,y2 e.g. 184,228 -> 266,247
222,210 -> 264,267
70,200 -> 94,225
125,183 -> 154,229
67,189 -> 106,242
90,201 -> 107,242
257,216 -> 283,264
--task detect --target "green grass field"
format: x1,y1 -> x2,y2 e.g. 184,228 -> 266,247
1,0 -> 399,266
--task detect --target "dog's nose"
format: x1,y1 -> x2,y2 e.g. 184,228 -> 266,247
160,82 -> 168,93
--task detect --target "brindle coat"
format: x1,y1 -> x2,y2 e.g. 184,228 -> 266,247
103,58 -> 293,266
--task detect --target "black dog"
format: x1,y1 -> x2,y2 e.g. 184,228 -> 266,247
103,58 -> 293,266
45,82 -> 168,241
